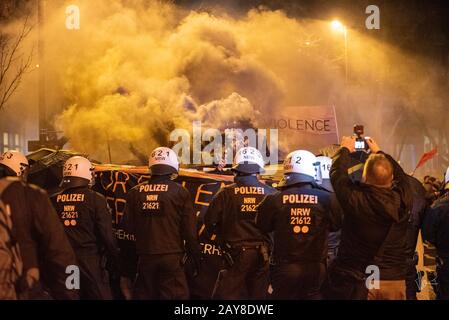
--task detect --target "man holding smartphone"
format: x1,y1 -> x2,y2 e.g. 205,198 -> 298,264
325,136 -> 413,300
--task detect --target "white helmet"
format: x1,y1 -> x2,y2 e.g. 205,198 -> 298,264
63,156 -> 94,181
149,147 -> 179,175
317,156 -> 332,180
0,150 -> 29,176
316,155 -> 334,191
279,150 -> 318,187
232,147 -> 265,174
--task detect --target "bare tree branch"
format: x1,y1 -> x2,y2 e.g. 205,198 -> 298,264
0,46 -> 33,107
0,14 -> 34,111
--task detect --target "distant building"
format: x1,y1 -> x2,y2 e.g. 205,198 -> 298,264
0,106 -> 34,153
0,110 -> 27,153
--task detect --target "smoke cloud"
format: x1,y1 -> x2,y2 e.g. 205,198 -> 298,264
2,0 -> 448,173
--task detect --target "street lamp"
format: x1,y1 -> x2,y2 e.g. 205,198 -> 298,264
331,20 -> 345,32
331,20 -> 348,83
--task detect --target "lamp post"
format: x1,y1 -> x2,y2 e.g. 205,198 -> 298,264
331,20 -> 348,84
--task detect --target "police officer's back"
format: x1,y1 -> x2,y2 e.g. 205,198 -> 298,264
257,150 -> 342,300
422,167 -> 449,300
51,156 -> 118,300
120,147 -> 200,300
204,147 -> 275,299
0,151 -> 78,300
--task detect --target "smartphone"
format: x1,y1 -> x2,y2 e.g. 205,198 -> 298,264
353,125 -> 366,152
355,138 -> 366,151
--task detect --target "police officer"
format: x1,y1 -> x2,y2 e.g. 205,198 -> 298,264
204,146 -> 275,299
0,150 -> 29,179
317,155 -> 341,268
422,167 -> 449,300
0,151 -> 78,299
316,156 -> 333,192
51,156 -> 118,300
120,147 -> 200,300
257,150 -> 342,300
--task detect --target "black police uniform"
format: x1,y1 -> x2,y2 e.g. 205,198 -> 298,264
51,178 -> 118,300
0,171 -> 78,300
120,174 -> 199,300
422,190 -> 449,300
204,174 -> 275,299
181,181 -> 226,300
257,177 -> 342,300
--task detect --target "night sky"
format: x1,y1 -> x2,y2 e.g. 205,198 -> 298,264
176,0 -> 449,63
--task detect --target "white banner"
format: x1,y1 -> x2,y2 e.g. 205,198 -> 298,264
263,105 -> 339,156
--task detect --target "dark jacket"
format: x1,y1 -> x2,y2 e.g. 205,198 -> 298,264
405,176 -> 427,260
256,181 -> 342,263
50,186 -> 119,265
404,176 -> 428,298
330,148 -> 412,280
204,175 -> 276,246
422,191 -> 449,259
320,178 -> 341,260
120,175 -> 199,256
1,176 -> 78,299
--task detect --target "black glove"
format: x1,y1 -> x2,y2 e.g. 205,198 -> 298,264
104,254 -> 120,280
186,242 -> 202,277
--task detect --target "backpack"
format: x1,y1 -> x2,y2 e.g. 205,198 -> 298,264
0,178 -> 23,300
